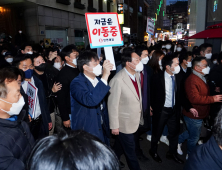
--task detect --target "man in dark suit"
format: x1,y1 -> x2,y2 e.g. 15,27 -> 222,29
14,54 -> 52,140
149,54 -> 184,164
56,45 -> 79,130
134,45 -> 151,162
70,51 -> 113,145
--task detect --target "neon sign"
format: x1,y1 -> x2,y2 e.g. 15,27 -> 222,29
213,0 -> 218,12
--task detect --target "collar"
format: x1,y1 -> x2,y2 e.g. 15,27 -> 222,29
193,70 -> 206,82
84,74 -> 98,86
124,67 -> 136,81
6,115 -> 18,121
181,65 -> 187,73
164,70 -> 174,78
66,63 -> 76,68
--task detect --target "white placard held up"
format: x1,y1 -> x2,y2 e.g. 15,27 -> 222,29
26,82 -> 38,118
146,18 -> 155,35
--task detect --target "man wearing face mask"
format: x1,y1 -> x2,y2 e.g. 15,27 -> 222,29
20,43 -> 33,55
133,45 -> 151,162
32,54 -> 61,135
180,57 -> 222,159
13,55 -> 52,140
0,67 -> 34,170
165,40 -> 173,55
56,45 -> 79,130
108,48 -> 143,170
149,54 -> 184,164
70,51 -> 113,145
199,43 -> 213,68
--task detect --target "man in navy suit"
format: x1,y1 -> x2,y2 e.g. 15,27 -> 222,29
70,51 -> 113,145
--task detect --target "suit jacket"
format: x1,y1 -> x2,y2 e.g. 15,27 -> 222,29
184,136 -> 222,170
150,71 -> 182,117
70,73 -> 110,145
56,65 -> 79,121
178,65 -> 192,112
108,69 -> 143,134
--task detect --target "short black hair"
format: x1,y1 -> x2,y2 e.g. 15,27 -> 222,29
213,110 -> 222,146
27,130 -> 120,170
40,40 -> 44,44
191,56 -> 206,69
165,40 -> 172,45
0,67 -> 19,98
20,43 -> 33,51
162,54 -> 177,70
13,54 -> 33,68
199,43 -> 212,53
211,53 -> 219,62
60,44 -> 77,61
134,45 -> 148,57
121,47 -> 135,67
179,52 -> 189,64
77,51 -> 98,73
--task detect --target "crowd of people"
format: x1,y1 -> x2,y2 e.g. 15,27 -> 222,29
0,33 -> 222,170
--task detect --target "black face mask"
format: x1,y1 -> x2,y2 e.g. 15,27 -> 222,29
35,63 -> 46,71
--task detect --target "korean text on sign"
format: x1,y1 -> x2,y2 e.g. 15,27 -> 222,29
26,82 -> 38,118
85,13 -> 123,48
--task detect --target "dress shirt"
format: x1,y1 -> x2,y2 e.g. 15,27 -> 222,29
181,66 -> 187,73
124,68 -> 136,81
164,71 -> 175,107
193,70 -> 206,84
22,77 -> 41,119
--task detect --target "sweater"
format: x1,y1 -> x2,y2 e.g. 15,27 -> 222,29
183,73 -> 214,119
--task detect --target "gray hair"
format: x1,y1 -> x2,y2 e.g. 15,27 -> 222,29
213,108 -> 222,146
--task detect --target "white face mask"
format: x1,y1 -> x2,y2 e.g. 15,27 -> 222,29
166,45 -> 172,49
186,61 -> 192,67
6,57 -> 13,63
177,47 -> 182,52
141,57 -> 149,65
205,53 -> 212,59
213,60 -> 217,64
26,51 -> 33,55
162,46 -> 166,48
72,58 -> 77,66
171,65 -> 180,74
54,62 -> 62,70
202,66 -> 210,75
2,52 -> 6,56
159,60 -> 162,66
19,31 -> 22,34
91,64 -> 102,76
163,51 -> 166,55
0,97 -> 25,116
132,61 -> 144,72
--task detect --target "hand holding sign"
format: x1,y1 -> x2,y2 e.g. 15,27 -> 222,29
102,60 -> 114,81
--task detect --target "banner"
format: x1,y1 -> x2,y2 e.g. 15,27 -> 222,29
26,82 -> 38,118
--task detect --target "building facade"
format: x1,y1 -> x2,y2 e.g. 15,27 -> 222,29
0,0 -> 117,48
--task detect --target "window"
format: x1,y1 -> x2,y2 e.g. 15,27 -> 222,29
88,0 -> 93,7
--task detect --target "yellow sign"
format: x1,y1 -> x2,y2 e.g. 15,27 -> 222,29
157,28 -> 161,30
118,14 -> 124,25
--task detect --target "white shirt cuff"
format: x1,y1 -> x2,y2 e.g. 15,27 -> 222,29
101,78 -> 107,86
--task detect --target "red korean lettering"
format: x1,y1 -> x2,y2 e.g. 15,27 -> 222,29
110,26 -> 118,37
92,28 -> 101,36
101,27 -> 109,37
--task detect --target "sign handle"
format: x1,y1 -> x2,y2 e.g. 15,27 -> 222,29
104,47 -> 116,71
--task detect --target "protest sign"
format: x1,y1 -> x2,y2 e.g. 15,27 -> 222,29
85,13 -> 123,49
26,82 -> 38,118
146,17 -> 155,35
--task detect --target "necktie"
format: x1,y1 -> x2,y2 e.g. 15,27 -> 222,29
171,76 -> 175,108
140,72 -> 143,91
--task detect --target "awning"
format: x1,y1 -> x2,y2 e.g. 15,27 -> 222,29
189,23 -> 222,39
